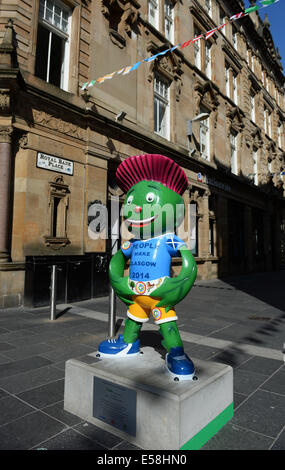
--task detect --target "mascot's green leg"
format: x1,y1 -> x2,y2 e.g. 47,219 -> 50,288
123,318 -> 142,344
159,321 -> 184,352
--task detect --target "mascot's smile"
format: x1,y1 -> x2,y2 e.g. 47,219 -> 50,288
125,214 -> 158,228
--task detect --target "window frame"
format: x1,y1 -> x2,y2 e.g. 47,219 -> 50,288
164,0 -> 174,43
199,107 -> 210,161
36,0 -> 72,91
253,147 -> 258,186
194,26 -> 202,69
154,74 -> 170,140
205,41 -> 212,79
230,130 -> 238,175
278,123 -> 282,149
250,92 -> 255,122
233,72 -> 238,105
205,0 -> 212,16
148,0 -> 159,29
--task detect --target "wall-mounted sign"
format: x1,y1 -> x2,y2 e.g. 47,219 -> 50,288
197,173 -> 231,192
37,152 -> 73,176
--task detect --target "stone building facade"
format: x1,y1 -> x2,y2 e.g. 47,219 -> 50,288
0,0 -> 285,307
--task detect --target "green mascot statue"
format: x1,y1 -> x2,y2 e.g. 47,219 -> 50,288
98,154 -> 197,381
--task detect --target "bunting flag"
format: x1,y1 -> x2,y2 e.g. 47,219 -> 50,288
81,0 -> 280,90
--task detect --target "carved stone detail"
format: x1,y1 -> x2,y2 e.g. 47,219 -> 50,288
146,42 -> 184,100
0,90 -> 10,113
101,0 -> 140,47
18,134 -> 28,149
0,126 -> 13,143
194,80 -> 219,125
32,110 -> 85,140
226,105 -> 244,137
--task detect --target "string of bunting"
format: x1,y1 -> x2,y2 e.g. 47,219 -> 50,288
81,0 -> 280,91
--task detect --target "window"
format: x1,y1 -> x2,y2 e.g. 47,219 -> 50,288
247,48 -> 252,69
225,65 -> 230,97
148,0 -> 159,29
264,107 -> 268,134
253,148 -> 258,185
154,75 -> 170,139
264,107 -> 272,137
35,0 -> 71,90
199,108 -> 210,160
233,72 -> 238,105
262,70 -> 268,91
220,7 -> 226,25
230,131 -> 238,175
225,64 -> 238,104
164,0 -> 174,43
205,0 -> 212,16
278,123 -> 282,148
232,26 -> 237,50
250,93 -> 255,122
205,42 -> 212,79
194,27 -> 201,69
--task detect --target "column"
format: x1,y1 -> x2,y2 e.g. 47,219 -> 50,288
0,126 -> 13,263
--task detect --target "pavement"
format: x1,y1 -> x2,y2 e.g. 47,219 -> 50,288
0,270 -> 284,450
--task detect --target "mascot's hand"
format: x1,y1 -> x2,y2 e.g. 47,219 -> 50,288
152,277 -> 189,312
111,276 -> 134,306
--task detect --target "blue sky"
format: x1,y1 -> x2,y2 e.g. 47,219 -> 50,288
244,0 -> 285,71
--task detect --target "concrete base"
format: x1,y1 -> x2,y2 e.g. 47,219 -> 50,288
64,347 -> 233,450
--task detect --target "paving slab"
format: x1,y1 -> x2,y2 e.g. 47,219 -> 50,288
260,369 -> 285,395
42,401 -> 83,427
202,422 -> 274,450
232,389 -> 285,438
0,356 -> 52,379
73,421 -> 123,449
0,411 -> 66,450
0,395 -> 35,426
16,379 -> 65,409
0,365 -> 64,394
271,428 -> 285,450
237,357 -> 284,376
233,369 -> 269,395
31,428 -> 107,450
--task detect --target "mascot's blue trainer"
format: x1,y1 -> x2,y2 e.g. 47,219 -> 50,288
166,347 -> 195,381
98,334 -> 140,358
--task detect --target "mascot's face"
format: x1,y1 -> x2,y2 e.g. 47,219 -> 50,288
123,180 -> 185,239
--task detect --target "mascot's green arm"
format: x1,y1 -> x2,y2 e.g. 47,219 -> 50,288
153,247 -> 197,312
109,250 -> 134,306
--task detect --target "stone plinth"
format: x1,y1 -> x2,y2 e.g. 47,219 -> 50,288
64,347 -> 233,450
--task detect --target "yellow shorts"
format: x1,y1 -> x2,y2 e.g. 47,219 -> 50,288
127,295 -> 177,325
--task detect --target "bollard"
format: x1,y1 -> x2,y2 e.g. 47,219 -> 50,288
50,265 -> 57,321
108,286 -> 116,338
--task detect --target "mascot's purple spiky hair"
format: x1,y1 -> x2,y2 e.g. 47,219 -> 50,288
116,154 -> 188,196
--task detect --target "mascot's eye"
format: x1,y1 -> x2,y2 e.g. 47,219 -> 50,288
126,195 -> 133,205
146,192 -> 155,203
